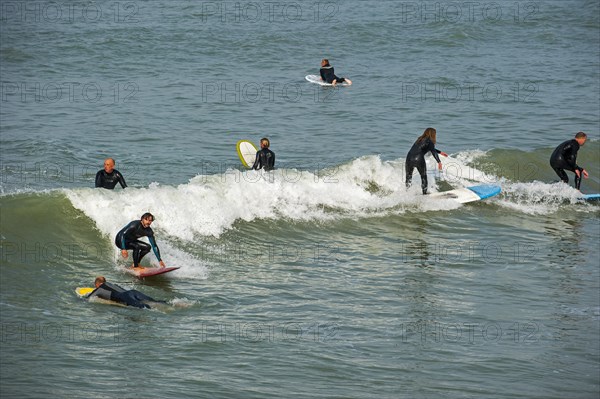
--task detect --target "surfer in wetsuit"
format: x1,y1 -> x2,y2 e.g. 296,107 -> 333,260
115,213 -> 166,269
550,132 -> 589,190
252,138 -> 276,171
319,59 -> 352,87
95,158 -> 127,189
88,276 -> 162,309
405,127 -> 448,195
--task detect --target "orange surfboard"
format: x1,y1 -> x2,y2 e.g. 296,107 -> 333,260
126,266 -> 180,278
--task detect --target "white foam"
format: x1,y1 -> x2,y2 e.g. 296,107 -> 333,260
64,156 -> 463,240
64,154 -> 595,250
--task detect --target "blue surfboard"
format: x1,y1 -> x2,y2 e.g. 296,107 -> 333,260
581,193 -> 600,202
429,184 -> 501,204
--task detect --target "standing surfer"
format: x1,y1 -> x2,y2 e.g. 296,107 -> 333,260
550,132 -> 589,190
115,213 -> 166,269
405,127 -> 448,195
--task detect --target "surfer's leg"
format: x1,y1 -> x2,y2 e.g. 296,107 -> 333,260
405,163 -> 414,188
416,160 -> 428,195
130,240 -> 151,267
552,166 -> 569,184
129,290 -> 156,302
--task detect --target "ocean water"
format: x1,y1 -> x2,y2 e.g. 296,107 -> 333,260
1,1 -> 599,398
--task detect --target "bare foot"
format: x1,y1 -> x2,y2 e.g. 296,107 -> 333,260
346,79 -> 352,86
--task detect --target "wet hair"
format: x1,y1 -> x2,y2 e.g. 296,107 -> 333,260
575,132 -> 587,139
141,212 -> 155,221
416,127 -> 437,144
95,276 -> 106,286
260,138 -> 270,148
321,59 -> 330,67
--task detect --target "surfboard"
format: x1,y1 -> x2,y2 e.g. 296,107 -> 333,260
581,193 -> 600,202
305,74 -> 350,87
429,184 -> 501,204
76,287 -> 94,297
236,140 -> 258,168
126,266 -> 180,278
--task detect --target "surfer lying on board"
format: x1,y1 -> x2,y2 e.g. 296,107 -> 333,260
319,59 -> 352,87
95,158 -> 127,189
88,276 -> 162,309
252,138 -> 276,171
550,132 -> 589,190
115,213 -> 166,269
405,127 -> 449,195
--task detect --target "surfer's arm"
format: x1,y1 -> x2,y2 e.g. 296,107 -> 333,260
95,171 -> 103,188
148,235 -> 162,262
117,171 -> 127,189
251,152 -> 260,170
431,149 -> 442,163
118,221 -> 137,249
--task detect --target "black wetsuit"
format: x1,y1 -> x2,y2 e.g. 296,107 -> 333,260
550,139 -> 584,189
89,282 -> 157,309
319,65 -> 346,84
405,137 -> 442,195
95,169 -> 127,189
252,148 -> 276,171
115,220 -> 162,267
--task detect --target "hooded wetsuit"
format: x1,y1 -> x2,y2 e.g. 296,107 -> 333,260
95,169 -> 127,189
89,282 -> 157,309
115,220 -> 162,267
405,137 -> 442,195
550,139 -> 584,189
252,148 -> 276,171
319,65 -> 346,84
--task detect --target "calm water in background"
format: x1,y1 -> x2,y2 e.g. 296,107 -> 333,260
1,1 -> 599,398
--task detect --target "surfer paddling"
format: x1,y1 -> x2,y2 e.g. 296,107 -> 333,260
115,213 -> 166,269
87,276 -> 163,309
252,137 -> 276,171
95,158 -> 127,189
550,132 -> 589,190
405,127 -> 448,195
319,59 -> 352,87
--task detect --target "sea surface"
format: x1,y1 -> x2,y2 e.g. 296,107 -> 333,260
1,1 -> 599,398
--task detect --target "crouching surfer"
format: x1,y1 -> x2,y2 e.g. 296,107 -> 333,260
86,276 -> 164,309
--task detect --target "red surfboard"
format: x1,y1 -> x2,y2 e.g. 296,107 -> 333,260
126,266 -> 180,278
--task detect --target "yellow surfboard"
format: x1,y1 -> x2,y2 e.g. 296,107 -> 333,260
75,287 -> 94,297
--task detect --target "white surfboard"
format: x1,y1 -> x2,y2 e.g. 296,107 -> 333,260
305,74 -> 350,87
429,184 -> 501,204
236,140 -> 258,168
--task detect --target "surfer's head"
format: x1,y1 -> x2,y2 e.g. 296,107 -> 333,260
140,212 -> 155,228
575,131 -> 587,146
418,127 -> 437,144
321,59 -> 330,67
260,138 -> 270,148
103,158 -> 116,173
95,276 -> 106,288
